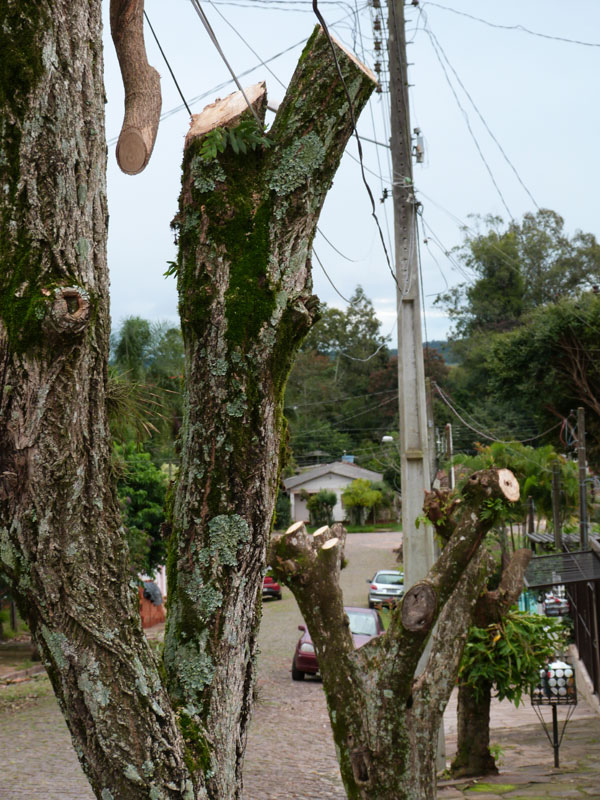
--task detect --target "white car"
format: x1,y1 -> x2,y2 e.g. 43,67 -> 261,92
367,569 -> 404,608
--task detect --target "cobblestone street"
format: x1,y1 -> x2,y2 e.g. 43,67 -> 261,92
2,531 -> 600,799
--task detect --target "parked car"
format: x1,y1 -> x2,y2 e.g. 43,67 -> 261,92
367,569 -> 404,608
262,574 -> 282,600
292,606 -> 384,681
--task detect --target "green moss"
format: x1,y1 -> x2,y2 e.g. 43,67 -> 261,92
0,5 -> 52,352
178,710 -> 213,775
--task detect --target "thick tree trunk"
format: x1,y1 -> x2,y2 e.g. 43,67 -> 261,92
0,9 -> 375,799
0,3 -> 194,799
270,470 -> 519,799
163,27 -> 376,800
451,682 -> 497,777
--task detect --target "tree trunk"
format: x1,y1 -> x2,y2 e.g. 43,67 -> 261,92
451,682 -> 497,777
162,26 -> 376,800
0,3 -> 194,798
270,470 -> 519,799
451,547 -> 532,778
0,8 -> 376,799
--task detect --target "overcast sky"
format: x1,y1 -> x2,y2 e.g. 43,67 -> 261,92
102,0 -> 600,346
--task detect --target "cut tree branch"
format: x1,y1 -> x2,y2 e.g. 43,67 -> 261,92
110,0 -> 162,174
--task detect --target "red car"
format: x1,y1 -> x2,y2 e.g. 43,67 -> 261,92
262,574 -> 282,600
292,606 -> 384,681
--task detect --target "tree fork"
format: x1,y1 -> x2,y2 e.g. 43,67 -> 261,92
165,27 -> 376,800
270,469 -> 519,800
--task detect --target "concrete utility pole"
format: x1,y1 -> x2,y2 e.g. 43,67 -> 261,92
577,406 -> 589,549
388,0 -> 435,590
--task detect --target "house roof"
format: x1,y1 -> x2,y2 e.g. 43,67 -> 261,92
283,461 -> 383,490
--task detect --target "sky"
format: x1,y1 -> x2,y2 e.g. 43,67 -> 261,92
102,0 -> 600,347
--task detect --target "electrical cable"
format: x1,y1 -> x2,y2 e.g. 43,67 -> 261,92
206,0 -> 288,90
423,20 -> 539,210
143,10 -> 192,116
434,382 -> 564,445
422,18 -> 514,219
312,0 -> 398,290
312,249 -> 353,303
422,2 -> 600,49
189,0 -> 263,125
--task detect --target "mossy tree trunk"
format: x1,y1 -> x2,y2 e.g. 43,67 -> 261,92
163,26 -> 377,800
270,470 -> 520,800
0,3 -> 193,798
0,7 -> 375,800
452,681 -> 497,778
450,547 -> 532,778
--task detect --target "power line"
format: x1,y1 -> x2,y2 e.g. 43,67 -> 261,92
423,22 -> 539,211
422,2 -> 600,49
143,11 -> 192,117
422,17 -> 514,219
312,0 -> 398,290
189,0 -> 263,125
312,249 -> 353,303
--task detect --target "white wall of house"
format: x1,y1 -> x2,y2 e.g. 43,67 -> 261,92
289,472 -> 358,522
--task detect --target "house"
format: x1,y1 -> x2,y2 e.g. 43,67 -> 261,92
283,461 -> 383,523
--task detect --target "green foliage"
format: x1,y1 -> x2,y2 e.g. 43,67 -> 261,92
285,286 -> 392,463
114,442 -> 168,575
199,119 -> 271,162
452,441 -> 579,532
438,209 -> 600,338
459,610 -> 566,705
341,479 -> 382,525
305,489 -> 337,526
274,490 -> 292,530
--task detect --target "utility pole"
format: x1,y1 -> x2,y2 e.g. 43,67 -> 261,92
388,2 -> 445,767
445,422 -> 455,490
388,0 -> 435,591
577,406 -> 589,549
551,462 -> 562,551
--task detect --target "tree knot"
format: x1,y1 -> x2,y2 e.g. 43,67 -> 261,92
44,287 -> 90,336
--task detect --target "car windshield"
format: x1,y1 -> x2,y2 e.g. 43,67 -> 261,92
375,572 -> 403,586
347,611 -> 377,637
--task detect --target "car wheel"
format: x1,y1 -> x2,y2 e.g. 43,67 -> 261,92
275,592 -> 282,600
291,658 -> 305,681
368,601 -> 374,609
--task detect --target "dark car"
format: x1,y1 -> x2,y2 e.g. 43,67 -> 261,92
292,606 -> 384,681
263,575 -> 282,600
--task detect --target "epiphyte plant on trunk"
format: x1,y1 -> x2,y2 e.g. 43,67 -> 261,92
270,470 -> 520,800
0,0 -> 377,798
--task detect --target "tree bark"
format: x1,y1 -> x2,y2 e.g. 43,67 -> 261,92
0,3 -> 194,798
451,681 -> 497,778
110,0 -> 162,174
163,27 -> 376,800
451,547 -> 532,778
270,469 -> 519,799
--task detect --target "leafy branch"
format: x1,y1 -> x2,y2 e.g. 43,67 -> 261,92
199,119 -> 271,162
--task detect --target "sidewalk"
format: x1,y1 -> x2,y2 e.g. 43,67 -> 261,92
439,692 -> 600,799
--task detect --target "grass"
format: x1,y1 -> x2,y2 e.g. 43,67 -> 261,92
0,673 -> 52,713
304,523 -> 401,534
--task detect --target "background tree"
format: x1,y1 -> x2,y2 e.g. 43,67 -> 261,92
271,468 -> 520,799
438,209 -> 600,338
341,478 -> 382,525
305,489 -> 337,526
114,442 -> 168,575
453,610 -> 565,777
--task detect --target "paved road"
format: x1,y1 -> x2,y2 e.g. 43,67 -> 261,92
2,530 -> 600,799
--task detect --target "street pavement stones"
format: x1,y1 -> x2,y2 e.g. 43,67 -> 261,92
2,532 -> 600,799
